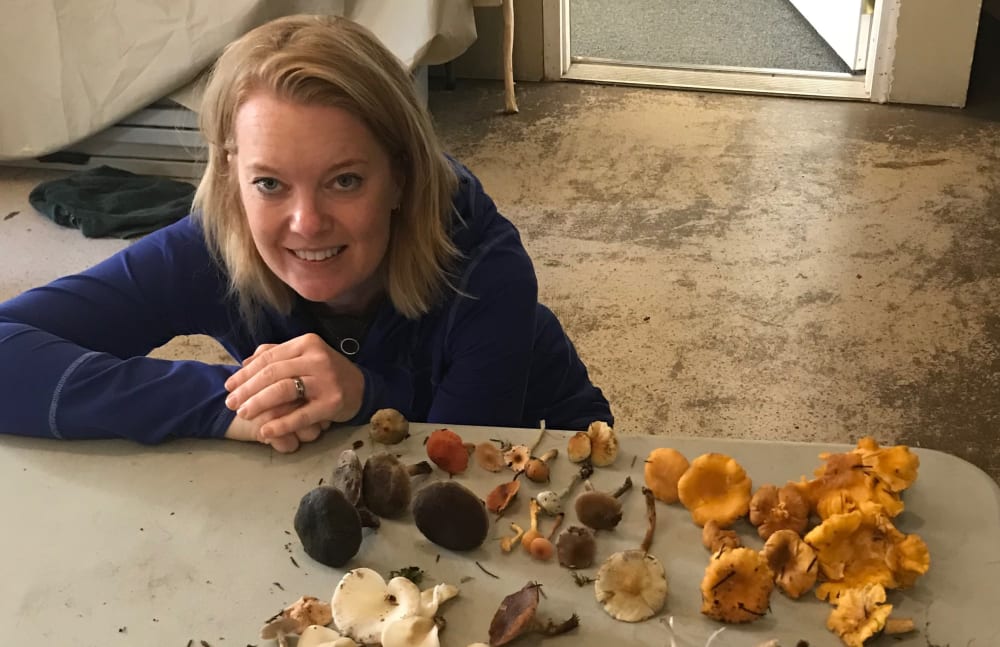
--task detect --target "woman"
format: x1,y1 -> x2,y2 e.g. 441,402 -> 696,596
0,15 -> 612,453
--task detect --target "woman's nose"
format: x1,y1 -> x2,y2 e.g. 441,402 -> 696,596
290,190 -> 328,235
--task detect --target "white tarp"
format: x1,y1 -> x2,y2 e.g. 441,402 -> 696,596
0,0 -> 477,160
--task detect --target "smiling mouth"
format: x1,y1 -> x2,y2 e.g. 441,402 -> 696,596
292,246 -> 346,261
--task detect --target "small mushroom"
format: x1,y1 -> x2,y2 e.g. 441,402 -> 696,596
486,478 -> 522,515
749,483 -> 810,539
527,512 -> 563,562
586,421 -> 618,467
475,442 -> 507,472
260,616 -> 301,647
702,519 -> 741,553
280,595 -> 333,633
331,449 -> 380,529
524,448 -> 559,483
504,445 -> 531,473
500,523 -> 526,552
700,547 -> 775,624
361,453 -> 433,519
566,432 -> 592,463
574,476 -> 633,531
426,428 -> 470,475
370,408 -> 409,445
298,625 -> 358,647
381,616 -> 441,647
520,498 -> 544,551
556,526 -> 596,569
293,485 -> 363,568
644,447 -> 690,504
594,487 -> 668,622
536,464 -> 593,516
487,582 -> 580,646
412,481 -> 490,551
826,583 -> 915,646
761,529 -> 818,599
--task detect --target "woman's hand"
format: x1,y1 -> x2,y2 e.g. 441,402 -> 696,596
223,409 -> 323,453
223,333 -> 365,444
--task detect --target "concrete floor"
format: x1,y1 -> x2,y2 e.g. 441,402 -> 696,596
2,48 -> 998,483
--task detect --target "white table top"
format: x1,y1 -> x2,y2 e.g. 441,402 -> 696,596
2,425 -> 998,646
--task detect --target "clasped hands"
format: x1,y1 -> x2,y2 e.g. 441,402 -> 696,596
223,333 -> 364,453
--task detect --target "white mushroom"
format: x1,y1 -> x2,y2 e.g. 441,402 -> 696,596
259,617 -> 300,647
381,616 -> 441,647
420,582 -> 459,617
331,569 -> 422,644
298,625 -> 359,647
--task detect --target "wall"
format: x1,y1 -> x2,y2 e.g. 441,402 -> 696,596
888,0 -> 984,107
450,1 -> 545,82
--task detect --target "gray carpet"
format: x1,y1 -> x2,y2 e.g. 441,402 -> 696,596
570,0 -> 853,73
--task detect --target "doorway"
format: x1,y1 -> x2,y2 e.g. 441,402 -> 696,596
552,0 -> 891,101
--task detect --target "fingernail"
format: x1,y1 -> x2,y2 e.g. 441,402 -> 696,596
225,395 -> 235,409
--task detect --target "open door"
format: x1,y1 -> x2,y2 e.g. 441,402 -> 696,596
788,0 -> 873,71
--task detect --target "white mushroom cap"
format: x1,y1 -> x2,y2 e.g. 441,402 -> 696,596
298,625 -> 359,647
331,568 -> 422,644
419,582 -> 459,617
536,490 -> 564,515
594,549 -> 668,622
381,616 -> 441,647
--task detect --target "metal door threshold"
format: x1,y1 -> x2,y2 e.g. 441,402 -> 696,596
563,58 -> 869,101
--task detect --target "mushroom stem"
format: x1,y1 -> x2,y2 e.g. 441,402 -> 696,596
521,499 -> 543,551
640,487 -> 657,554
501,523 -> 525,552
529,420 -> 547,455
884,618 -> 916,634
529,613 -> 580,637
489,437 -> 513,451
547,512 -> 565,540
408,461 -> 433,477
611,475 -> 633,499
538,448 -> 558,463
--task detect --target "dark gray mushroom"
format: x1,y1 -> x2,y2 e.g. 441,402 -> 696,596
331,448 -> 380,528
412,481 -> 489,551
293,486 -> 363,568
556,526 -> 597,569
362,452 -> 433,519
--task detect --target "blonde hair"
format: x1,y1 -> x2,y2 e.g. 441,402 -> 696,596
193,14 -> 458,325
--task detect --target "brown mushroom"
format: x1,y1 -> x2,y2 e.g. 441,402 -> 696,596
259,616 -> 300,647
586,421 -> 619,467
566,432 -> 592,463
475,441 -> 507,472
488,582 -> 579,646
361,453 -> 433,519
556,526 -> 597,569
700,547 -> 774,624
331,448 -> 380,529
749,483 -> 810,539
412,480 -> 490,551
279,595 -> 333,633
761,529 -> 818,599
486,478 -> 522,515
524,448 -> 559,483
702,519 -> 741,553
369,408 -> 409,445
520,498 -> 544,551
574,476 -> 633,531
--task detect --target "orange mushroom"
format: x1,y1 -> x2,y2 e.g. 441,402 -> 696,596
677,453 -> 752,527
425,428 -> 469,476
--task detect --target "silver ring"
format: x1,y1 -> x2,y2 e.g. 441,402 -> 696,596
292,376 -> 307,401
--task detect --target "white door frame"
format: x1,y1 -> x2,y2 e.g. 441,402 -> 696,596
542,0 -> 898,103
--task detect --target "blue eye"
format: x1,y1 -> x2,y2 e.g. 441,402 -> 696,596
333,174 -> 362,190
252,177 -> 283,194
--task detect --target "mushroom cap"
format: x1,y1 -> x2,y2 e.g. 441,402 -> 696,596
331,449 -> 364,506
474,442 -> 506,472
748,482 -> 809,539
566,432 -> 592,463
488,582 -> 541,646
535,489 -> 564,515
260,616 -> 300,640
594,549 -> 668,622
293,485 -> 363,568
761,529 -> 818,599
556,526 -> 597,569
801,450 -> 905,519
644,447 -> 690,504
298,625 -> 358,647
426,428 -> 469,475
853,437 -> 920,492
412,481 -> 490,551
587,421 -> 618,467
804,500 -> 930,600
362,453 -> 413,518
486,480 -> 521,514
677,453 -> 753,527
825,583 -> 893,647
523,458 -> 550,483
700,547 -> 775,623
701,519 -> 741,553
574,491 -> 623,530
370,408 -> 409,445
381,616 -> 440,647
281,595 -> 333,633
503,445 -> 531,473
331,568 -> 422,644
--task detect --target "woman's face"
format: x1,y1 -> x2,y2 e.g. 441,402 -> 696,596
232,91 -> 401,313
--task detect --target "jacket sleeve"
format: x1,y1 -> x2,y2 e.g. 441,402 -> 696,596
0,217 -> 242,443
425,225 -> 539,427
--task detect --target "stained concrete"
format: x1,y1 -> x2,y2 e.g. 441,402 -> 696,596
1,27 -> 998,483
